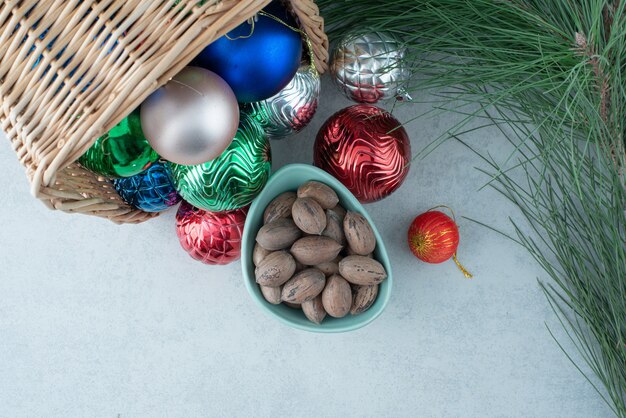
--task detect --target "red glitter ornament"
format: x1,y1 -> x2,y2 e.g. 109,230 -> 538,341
408,209 -> 472,278
176,201 -> 249,265
313,104 -> 411,203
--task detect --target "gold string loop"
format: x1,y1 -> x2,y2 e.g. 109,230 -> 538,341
225,17 -> 255,40
427,204 -> 456,221
453,254 -> 473,279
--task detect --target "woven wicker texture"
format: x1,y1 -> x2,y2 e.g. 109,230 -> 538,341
0,0 -> 328,223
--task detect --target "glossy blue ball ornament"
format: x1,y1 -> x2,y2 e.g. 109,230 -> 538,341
113,162 -> 182,212
193,2 -> 303,103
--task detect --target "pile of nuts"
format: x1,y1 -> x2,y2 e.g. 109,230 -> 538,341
253,180 -> 388,325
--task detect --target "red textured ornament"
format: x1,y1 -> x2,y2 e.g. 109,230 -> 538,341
176,201 -> 249,265
408,211 -> 459,263
313,104 -> 411,203
408,210 -> 472,278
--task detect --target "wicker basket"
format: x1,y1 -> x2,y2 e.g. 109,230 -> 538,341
0,0 -> 328,223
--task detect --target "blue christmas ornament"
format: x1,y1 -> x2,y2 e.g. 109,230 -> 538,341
193,1 -> 302,103
113,162 -> 181,212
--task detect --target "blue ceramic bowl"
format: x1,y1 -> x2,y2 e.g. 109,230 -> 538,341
241,164 -> 392,333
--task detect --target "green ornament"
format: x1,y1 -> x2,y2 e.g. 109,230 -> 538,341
170,113 -> 271,212
78,109 -> 158,178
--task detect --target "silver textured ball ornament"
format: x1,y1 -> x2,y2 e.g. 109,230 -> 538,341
140,66 -> 240,166
331,32 -> 408,104
244,65 -> 321,140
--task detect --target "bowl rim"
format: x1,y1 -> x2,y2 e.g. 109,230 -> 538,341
241,163 -> 393,333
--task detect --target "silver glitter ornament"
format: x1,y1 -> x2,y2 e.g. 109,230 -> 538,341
244,65 -> 321,140
331,32 -> 408,104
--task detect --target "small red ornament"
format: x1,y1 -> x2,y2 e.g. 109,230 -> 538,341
176,201 -> 249,265
408,209 -> 472,278
313,104 -> 411,203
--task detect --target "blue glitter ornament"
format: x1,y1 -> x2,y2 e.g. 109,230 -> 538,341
193,1 -> 302,103
113,162 -> 181,212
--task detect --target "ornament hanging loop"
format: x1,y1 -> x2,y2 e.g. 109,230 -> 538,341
395,87 -> 413,102
453,254 -> 473,279
226,18 -> 256,40
427,204 -> 457,220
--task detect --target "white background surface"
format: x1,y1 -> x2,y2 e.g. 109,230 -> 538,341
0,77 -> 612,417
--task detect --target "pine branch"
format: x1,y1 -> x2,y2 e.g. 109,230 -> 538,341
318,0 -> 626,415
